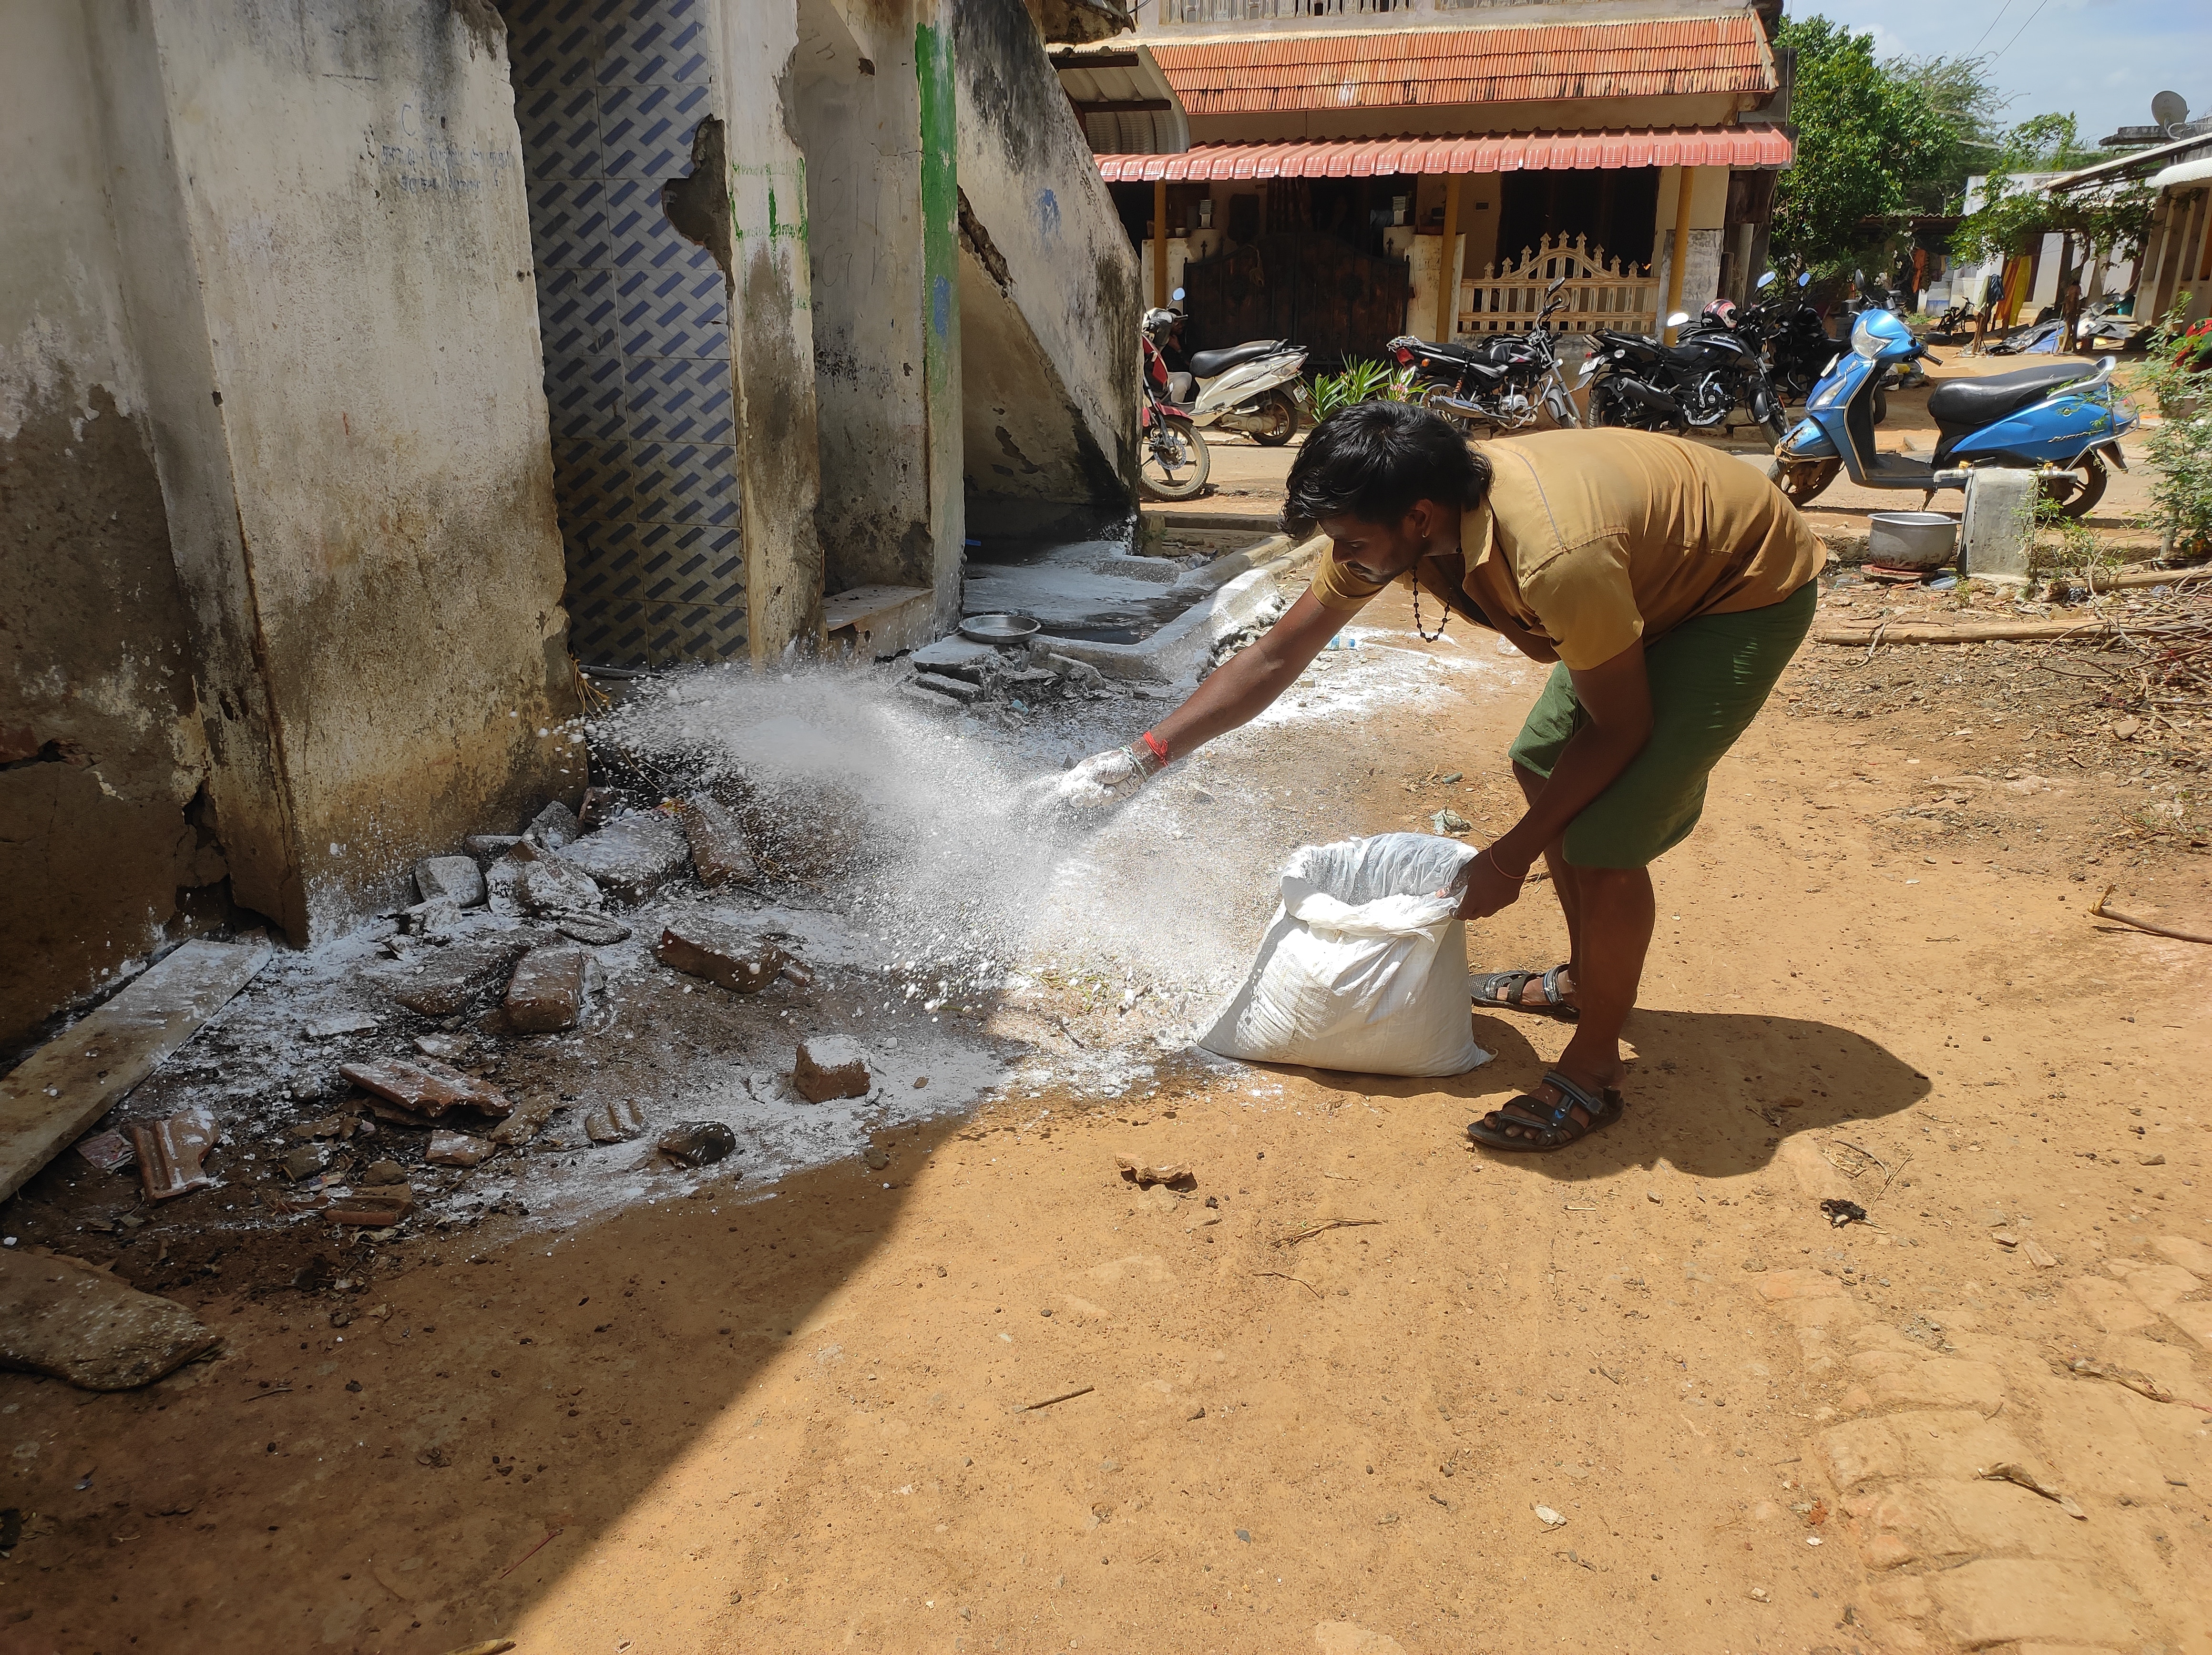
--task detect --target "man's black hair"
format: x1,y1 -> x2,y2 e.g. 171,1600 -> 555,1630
1281,401 -> 1494,538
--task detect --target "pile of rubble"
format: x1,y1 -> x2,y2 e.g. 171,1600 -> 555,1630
899,633 -> 1121,715
71,783 -> 905,1257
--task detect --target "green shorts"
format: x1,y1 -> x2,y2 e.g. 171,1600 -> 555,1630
1506,579 -> 1816,868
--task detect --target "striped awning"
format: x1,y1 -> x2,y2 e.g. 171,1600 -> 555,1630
1096,127 -> 1792,183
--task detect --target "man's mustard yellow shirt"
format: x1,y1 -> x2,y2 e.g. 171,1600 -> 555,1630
1307,428 -> 1825,670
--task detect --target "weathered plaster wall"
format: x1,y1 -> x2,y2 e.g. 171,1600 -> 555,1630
717,0 -> 828,661
0,2 -> 219,1051
503,0 -> 744,666
88,0 -> 578,942
793,0 -> 938,597
953,0 -> 1137,538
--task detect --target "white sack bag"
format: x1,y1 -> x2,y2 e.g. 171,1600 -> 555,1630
1197,833 -> 1493,1077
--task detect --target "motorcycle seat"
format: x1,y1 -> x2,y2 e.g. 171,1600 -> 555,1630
1926,361 -> 2095,428
1188,340 -> 1290,378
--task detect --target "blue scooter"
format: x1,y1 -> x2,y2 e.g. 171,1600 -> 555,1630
1773,309 -> 2135,518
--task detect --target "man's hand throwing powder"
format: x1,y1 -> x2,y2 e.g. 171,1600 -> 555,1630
1069,403 -> 1823,1153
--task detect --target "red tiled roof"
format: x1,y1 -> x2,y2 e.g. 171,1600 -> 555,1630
1150,17 -> 1775,115
1096,127 -> 1792,181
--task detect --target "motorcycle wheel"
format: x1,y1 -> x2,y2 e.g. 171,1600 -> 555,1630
1871,386 -> 1889,426
1139,416 -> 1210,501
2037,454 -> 2108,520
1246,389 -> 1298,447
1777,458 -> 1840,507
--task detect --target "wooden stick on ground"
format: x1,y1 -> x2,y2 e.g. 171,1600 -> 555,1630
1251,1270 -> 1323,1299
1018,1384 -> 1095,1412
2091,884 -> 2212,945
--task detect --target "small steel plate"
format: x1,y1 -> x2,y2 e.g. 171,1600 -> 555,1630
959,613 -> 1041,644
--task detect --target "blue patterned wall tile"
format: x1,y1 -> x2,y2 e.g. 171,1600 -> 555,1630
535,267 -> 619,359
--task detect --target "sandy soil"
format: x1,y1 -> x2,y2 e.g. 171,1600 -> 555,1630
5,568 -> 2209,1655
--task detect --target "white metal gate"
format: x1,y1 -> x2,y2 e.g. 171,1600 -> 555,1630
1458,235 -> 1658,342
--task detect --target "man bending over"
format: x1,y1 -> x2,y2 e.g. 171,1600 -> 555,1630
1067,404 -> 1823,1152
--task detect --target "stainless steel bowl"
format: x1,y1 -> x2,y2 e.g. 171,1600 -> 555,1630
958,613 -> 1042,644
1866,511 -> 1960,570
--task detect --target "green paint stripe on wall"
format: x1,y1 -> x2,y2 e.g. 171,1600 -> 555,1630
917,19 -> 958,394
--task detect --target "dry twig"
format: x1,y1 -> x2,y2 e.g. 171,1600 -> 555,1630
1251,1270 -> 1323,1299
1018,1385 -> 1095,1413
2091,884 -> 2212,945
1280,1217 -> 1382,1246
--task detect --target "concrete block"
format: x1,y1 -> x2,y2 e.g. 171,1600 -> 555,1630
655,914 -> 789,994
466,834 -> 522,863
912,670 -> 985,704
486,840 -> 603,917
823,584 -> 934,661
0,1249 -> 222,1391
910,637 -> 1006,675
415,855 -> 486,907
677,795 -> 757,889
367,931 -> 543,1016
1959,467 -> 2036,584
558,810 -> 688,903
504,943 -> 591,1032
793,1037 -> 870,1103
524,799 -> 581,850
399,898 -> 463,938
900,683 -> 966,715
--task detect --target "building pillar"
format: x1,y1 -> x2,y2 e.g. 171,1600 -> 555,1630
1153,176 -> 1168,307
1435,171 -> 1463,343
1663,165 -> 1696,343
916,3 -> 964,633
719,0 -> 827,664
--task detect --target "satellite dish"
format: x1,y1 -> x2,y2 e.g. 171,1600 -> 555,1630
2151,90 -> 2189,134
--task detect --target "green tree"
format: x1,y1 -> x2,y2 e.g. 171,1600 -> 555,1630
1883,53 -> 2007,214
1951,114 -> 2151,274
1771,17 -> 1953,275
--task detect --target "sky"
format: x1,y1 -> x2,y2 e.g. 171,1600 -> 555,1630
1793,0 -> 2212,147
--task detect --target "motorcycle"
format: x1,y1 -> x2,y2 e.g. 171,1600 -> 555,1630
1578,306 -> 1786,441
1147,300 -> 1306,447
1139,324 -> 1208,501
1385,277 -> 1580,433
1772,308 -> 2135,519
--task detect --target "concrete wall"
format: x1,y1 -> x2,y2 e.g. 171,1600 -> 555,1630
82,0 -> 579,945
955,0 -> 1138,539
794,0 -> 945,599
0,3 -> 218,1051
717,0 -> 828,661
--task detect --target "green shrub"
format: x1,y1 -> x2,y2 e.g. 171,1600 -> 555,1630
2132,296 -> 2212,556
1308,359 -> 1416,422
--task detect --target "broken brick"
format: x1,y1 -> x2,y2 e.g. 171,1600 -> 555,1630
426,1130 -> 490,1167
792,1037 -> 870,1103
655,914 -> 789,994
677,794 -> 758,889
504,943 -> 591,1033
489,1095 -> 557,1147
338,1056 -> 513,1120
326,1187 -> 413,1227
125,1108 -> 221,1202
584,1098 -> 646,1144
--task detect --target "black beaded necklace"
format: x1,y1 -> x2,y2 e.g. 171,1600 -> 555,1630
1410,557 -> 1449,643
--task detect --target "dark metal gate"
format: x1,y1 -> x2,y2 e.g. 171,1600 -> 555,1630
1181,232 -> 1410,367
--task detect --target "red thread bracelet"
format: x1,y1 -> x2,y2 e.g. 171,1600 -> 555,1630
1139,730 -> 1170,766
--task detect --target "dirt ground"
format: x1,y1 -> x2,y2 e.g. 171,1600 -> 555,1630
5,555 -> 2209,1655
